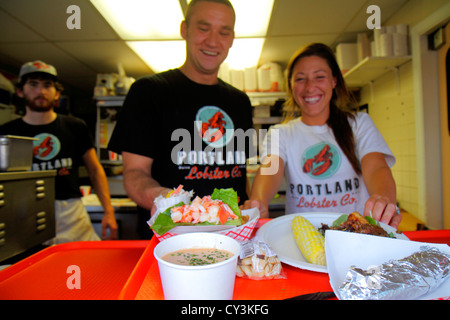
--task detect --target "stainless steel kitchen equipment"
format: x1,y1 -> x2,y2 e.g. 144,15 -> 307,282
0,135 -> 37,172
0,170 -> 56,261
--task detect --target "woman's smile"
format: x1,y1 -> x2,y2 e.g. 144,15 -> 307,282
303,95 -> 322,105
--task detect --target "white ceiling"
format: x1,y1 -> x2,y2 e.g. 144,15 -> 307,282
0,0 -> 408,93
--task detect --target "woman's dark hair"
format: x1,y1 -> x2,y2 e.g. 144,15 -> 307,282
284,43 -> 361,175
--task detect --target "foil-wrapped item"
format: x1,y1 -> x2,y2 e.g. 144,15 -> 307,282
338,247 -> 450,300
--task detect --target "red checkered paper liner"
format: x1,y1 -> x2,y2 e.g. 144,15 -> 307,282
221,218 -> 258,241
152,207 -> 259,242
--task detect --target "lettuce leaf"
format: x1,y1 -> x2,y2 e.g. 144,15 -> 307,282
332,214 -> 348,227
331,213 -> 380,227
211,188 -> 241,218
364,215 -> 379,226
150,202 -> 184,235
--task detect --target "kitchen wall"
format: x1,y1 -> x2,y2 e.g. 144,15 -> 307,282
358,0 -> 448,225
359,61 -> 417,215
438,23 -> 449,229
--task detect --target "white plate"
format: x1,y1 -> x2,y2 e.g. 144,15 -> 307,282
255,212 -> 408,273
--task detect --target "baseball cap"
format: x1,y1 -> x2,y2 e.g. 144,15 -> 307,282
19,60 -> 58,82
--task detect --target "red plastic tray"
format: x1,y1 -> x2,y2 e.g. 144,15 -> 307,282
1,226 -> 449,300
119,223 -> 450,300
404,229 -> 450,246
119,220 -> 334,300
121,242 -> 333,300
0,240 -> 148,300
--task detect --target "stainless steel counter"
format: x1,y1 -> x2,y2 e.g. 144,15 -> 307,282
0,170 -> 56,181
0,170 -> 56,261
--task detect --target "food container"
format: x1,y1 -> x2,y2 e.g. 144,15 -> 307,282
153,232 -> 241,300
151,207 -> 260,242
0,135 -> 37,171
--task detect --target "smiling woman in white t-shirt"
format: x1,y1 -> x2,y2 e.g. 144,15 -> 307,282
245,43 -> 401,228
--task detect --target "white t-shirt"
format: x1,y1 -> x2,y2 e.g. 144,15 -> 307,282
261,112 -> 395,215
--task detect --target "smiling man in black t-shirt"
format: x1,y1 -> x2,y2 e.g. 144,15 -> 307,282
108,0 -> 255,221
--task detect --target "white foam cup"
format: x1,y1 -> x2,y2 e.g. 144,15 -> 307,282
79,185 -> 91,196
153,232 -> 241,300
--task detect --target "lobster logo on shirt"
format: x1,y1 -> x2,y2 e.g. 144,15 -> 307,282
33,133 -> 61,160
301,142 -> 341,179
200,111 -> 227,143
195,106 -> 234,148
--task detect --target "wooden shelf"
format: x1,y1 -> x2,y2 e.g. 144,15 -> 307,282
253,117 -> 283,125
343,56 -> 412,88
95,96 -> 125,107
247,91 -> 286,106
248,92 -> 285,126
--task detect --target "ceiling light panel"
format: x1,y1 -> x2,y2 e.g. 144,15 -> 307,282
90,0 -> 184,40
231,0 -> 274,37
225,38 -> 265,69
127,41 -> 186,73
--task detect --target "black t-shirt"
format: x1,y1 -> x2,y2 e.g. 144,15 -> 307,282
108,69 -> 254,203
0,114 -> 94,199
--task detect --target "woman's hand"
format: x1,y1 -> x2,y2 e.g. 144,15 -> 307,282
364,194 -> 402,228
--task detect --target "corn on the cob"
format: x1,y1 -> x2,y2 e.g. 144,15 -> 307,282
291,216 -> 326,266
